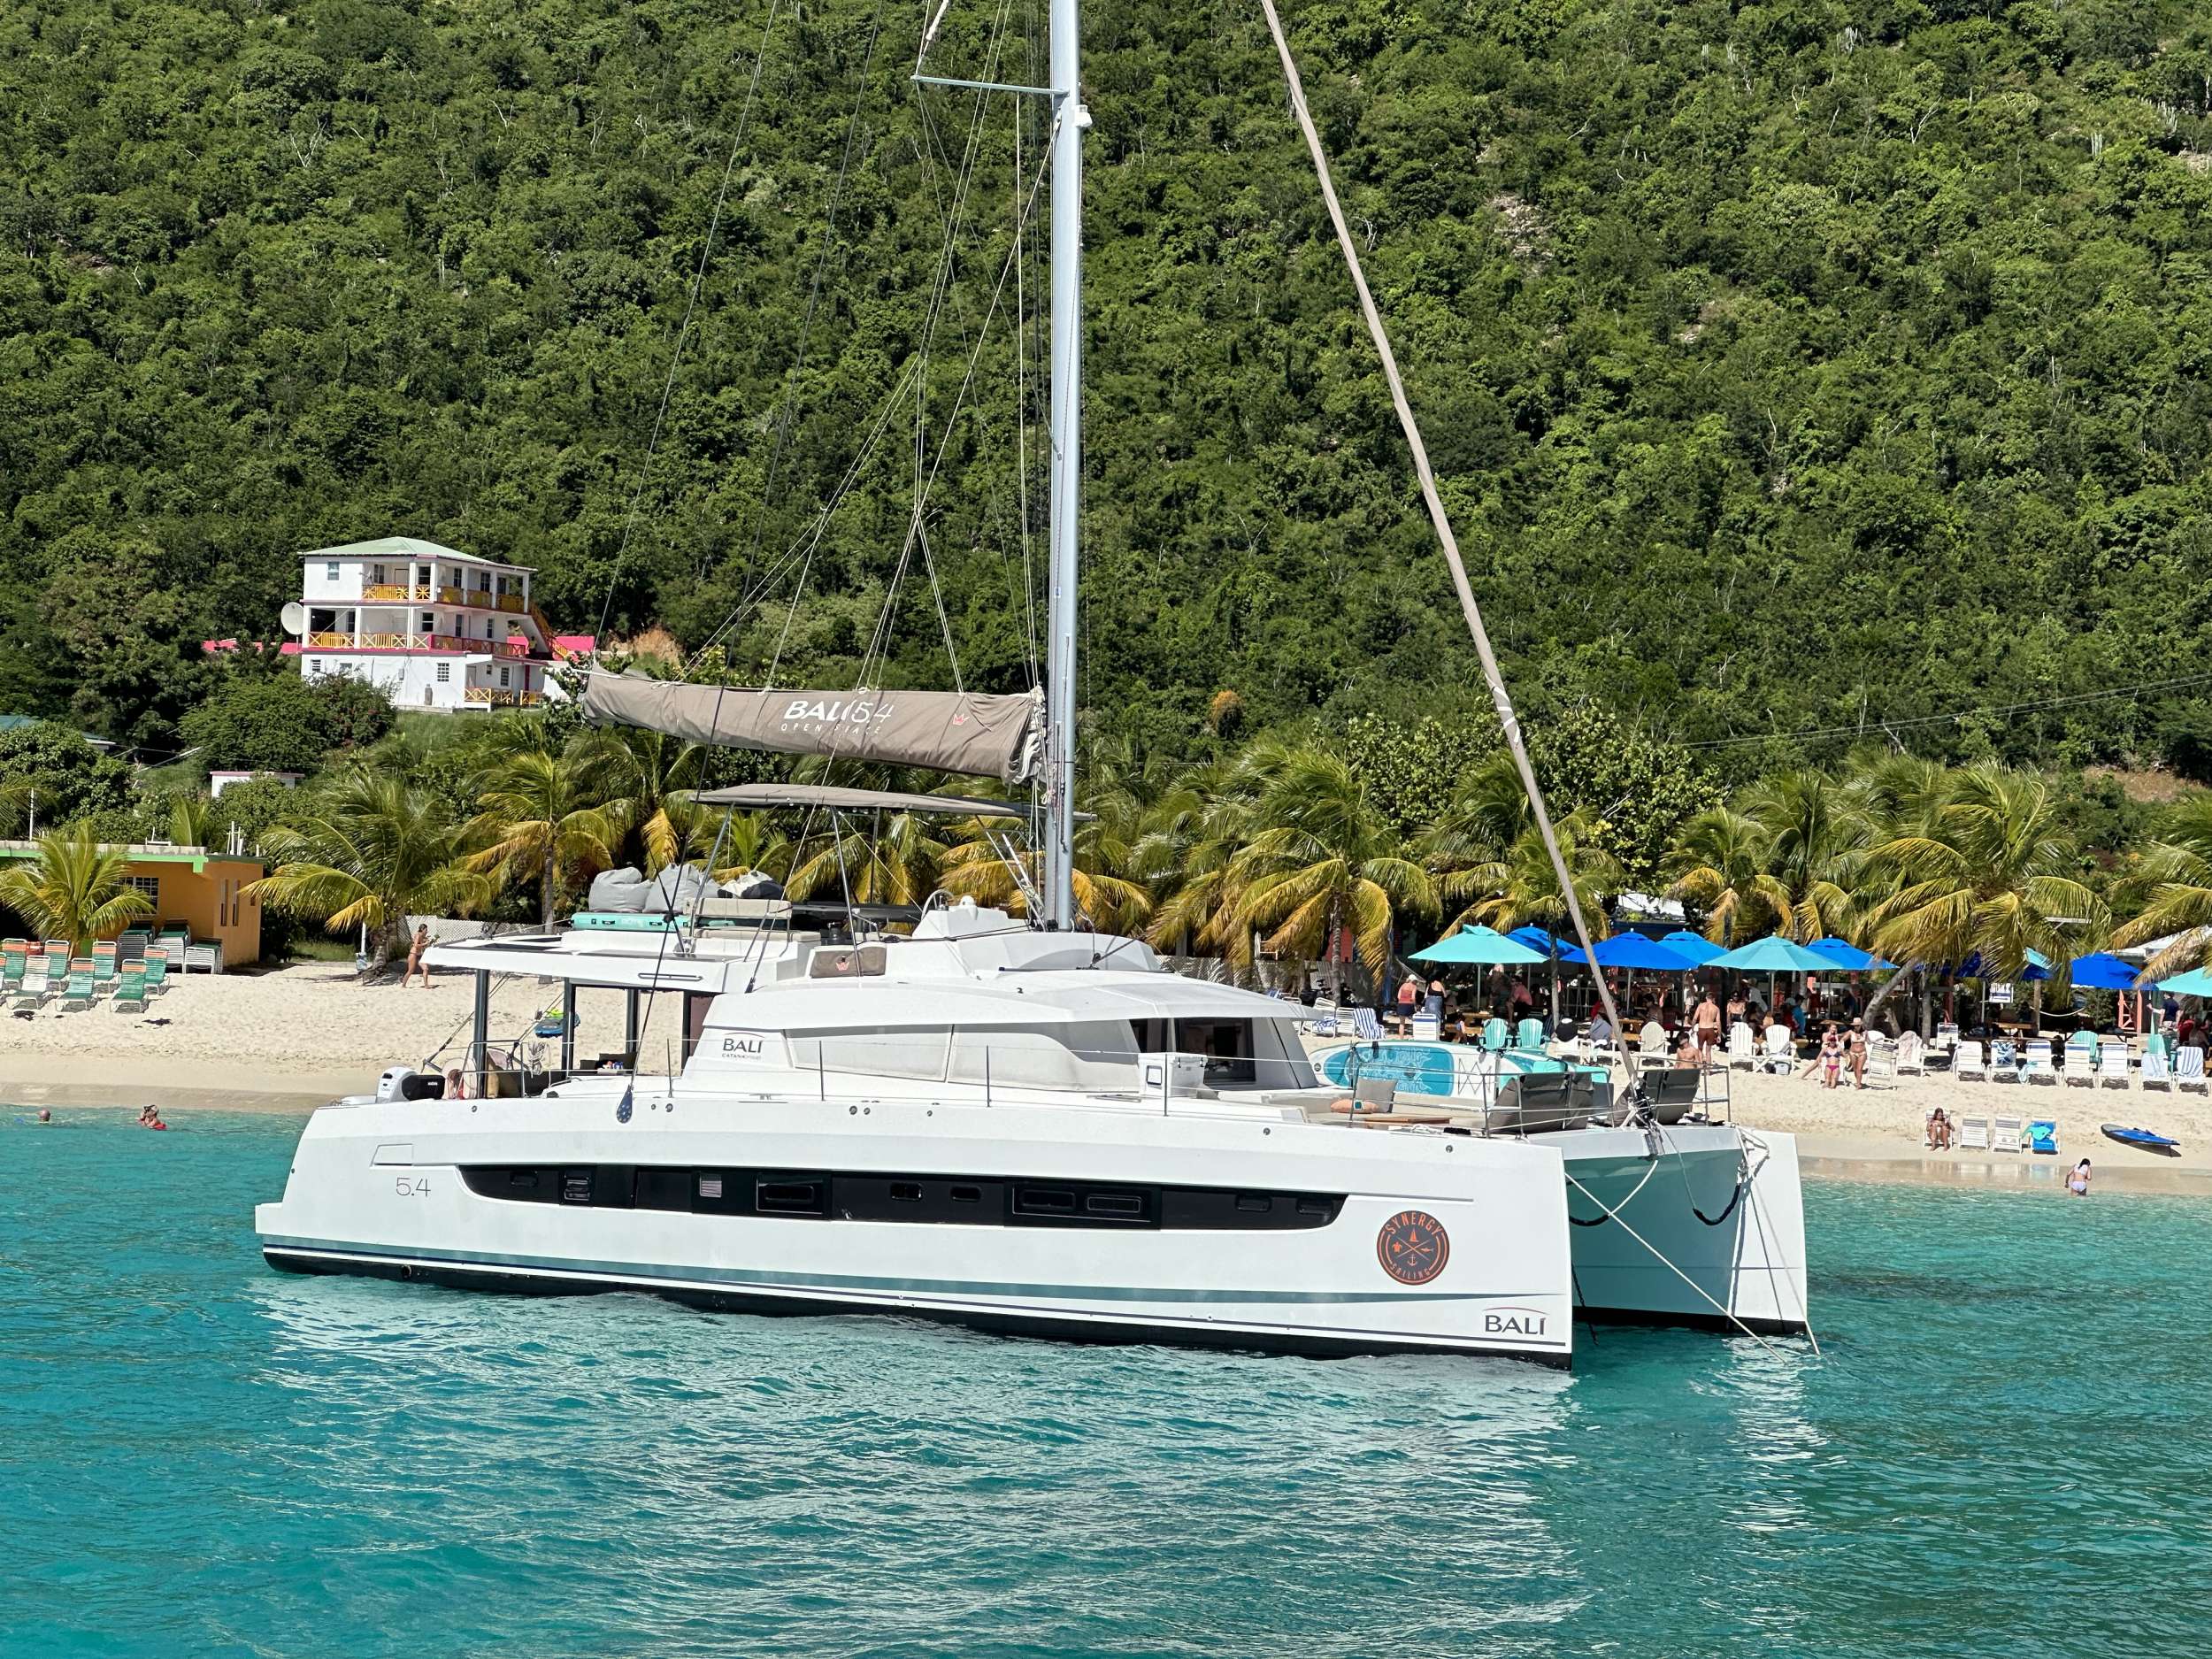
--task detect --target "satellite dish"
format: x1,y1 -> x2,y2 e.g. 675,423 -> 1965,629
280,602 -> 307,636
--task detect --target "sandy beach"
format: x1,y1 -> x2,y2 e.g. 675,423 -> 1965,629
9,964 -> 2210,1194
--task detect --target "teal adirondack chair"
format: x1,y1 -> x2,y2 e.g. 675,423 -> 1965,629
1481,1017 -> 1510,1052
58,960 -> 96,1012
1512,1018 -> 1546,1052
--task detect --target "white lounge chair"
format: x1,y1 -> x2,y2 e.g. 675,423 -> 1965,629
1726,1021 -> 1756,1069
1351,1008 -> 1384,1041
2022,1040 -> 2057,1085
2062,1032 -> 2099,1087
1955,1041 -> 1986,1081
2098,1039 -> 2131,1088
1866,1032 -> 1896,1078
2142,1047 -> 2172,1091
1895,1030 -> 1924,1074
1992,1112 -> 2024,1153
2177,1047 -> 2208,1095
1937,1020 -> 1961,1049
1990,1037 -> 2021,1082
1959,1114 -> 1991,1149
1760,1025 -> 1795,1075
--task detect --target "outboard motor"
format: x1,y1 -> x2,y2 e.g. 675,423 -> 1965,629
376,1066 -> 446,1102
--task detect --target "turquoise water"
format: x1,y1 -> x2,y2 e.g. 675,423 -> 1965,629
4,1111 -> 2209,1657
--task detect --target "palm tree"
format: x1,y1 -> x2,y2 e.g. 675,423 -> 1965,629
467,746 -> 620,929
709,811 -> 794,887
1863,764 -> 2104,989
247,765 -> 494,967
1225,746 -> 1436,991
0,825 -> 155,954
588,726 -> 706,875
1665,804 -> 1786,944
2111,794 -> 2212,977
1444,817 -> 1625,937
791,807 -> 953,909
1140,754 -> 1262,961
1740,769 -> 1861,941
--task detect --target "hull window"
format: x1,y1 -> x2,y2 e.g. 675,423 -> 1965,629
460,1166 -> 1342,1232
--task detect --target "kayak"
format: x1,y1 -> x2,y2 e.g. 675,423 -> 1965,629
2101,1123 -> 2180,1154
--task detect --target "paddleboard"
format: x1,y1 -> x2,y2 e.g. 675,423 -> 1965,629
2101,1123 -> 2180,1154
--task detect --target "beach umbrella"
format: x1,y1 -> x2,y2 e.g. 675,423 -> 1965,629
1659,930 -> 1726,965
1708,936 -> 1845,973
2069,953 -> 2144,992
1574,933 -> 1702,971
1408,925 -> 1546,966
1807,937 -> 1896,972
1507,926 -> 1578,1025
1953,949 -> 2052,983
2158,967 -> 2212,998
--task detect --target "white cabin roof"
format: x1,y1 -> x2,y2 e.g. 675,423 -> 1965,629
300,535 -> 534,575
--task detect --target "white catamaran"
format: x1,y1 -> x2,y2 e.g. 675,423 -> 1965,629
254,1 -> 1809,1365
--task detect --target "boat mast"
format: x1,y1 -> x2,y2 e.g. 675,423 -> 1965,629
1041,0 -> 1085,929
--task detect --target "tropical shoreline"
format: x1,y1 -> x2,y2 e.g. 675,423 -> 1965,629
7,961 -> 2206,1194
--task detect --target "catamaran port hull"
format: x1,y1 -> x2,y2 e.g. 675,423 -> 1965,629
256,1086 -> 1578,1366
1549,1124 -> 1809,1336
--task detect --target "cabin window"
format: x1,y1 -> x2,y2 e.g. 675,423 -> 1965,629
435,664 -> 450,683
499,667 -> 511,688
121,876 -> 160,900
325,561 -> 339,580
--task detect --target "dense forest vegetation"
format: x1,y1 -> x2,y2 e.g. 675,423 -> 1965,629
4,0 -> 2212,789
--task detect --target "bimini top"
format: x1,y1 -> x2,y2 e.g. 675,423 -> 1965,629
692,783 -> 1033,818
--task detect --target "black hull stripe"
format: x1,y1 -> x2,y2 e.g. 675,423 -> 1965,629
1574,1300 -> 1809,1338
263,1250 -> 1572,1366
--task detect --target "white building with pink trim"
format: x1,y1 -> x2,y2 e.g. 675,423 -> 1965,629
292,536 -> 562,712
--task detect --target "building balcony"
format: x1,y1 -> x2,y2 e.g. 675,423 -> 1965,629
303,632 -> 541,657
465,687 -> 544,707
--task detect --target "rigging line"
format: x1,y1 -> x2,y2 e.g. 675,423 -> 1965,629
1678,672 -> 2212,751
595,0 -> 789,647
1257,0 -> 1634,1079
1563,1171 -> 1790,1356
870,114 -> 1057,688
1010,89 -> 1039,684
723,0 -> 891,621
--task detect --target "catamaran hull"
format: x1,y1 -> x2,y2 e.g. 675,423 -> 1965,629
1552,1125 -> 1809,1336
256,1087 -> 1578,1365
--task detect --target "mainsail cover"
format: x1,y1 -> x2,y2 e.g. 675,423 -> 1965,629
578,672 -> 1041,783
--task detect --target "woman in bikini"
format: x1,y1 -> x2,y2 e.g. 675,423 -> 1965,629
1843,1018 -> 1870,1090
2066,1158 -> 2092,1197
1802,1022 -> 1844,1088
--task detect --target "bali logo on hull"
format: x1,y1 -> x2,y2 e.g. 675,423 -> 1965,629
1483,1306 -> 1548,1339
1376,1210 -> 1450,1285
780,698 -> 895,729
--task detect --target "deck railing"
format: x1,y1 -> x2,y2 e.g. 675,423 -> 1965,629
465,687 -> 545,706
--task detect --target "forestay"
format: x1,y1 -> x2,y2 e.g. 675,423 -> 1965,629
580,672 -> 1042,782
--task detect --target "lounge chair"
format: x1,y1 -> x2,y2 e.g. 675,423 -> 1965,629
1760,1026 -> 1794,1074
1989,1037 -> 2019,1081
1513,1018 -> 1546,1054
12,959 -> 51,1010
1895,1031 -> 1924,1074
2062,1032 -> 2099,1086
2098,1040 -> 2131,1088
89,943 -> 119,996
1955,1041 -> 1985,1081
1350,1007 -> 1383,1041
2142,1046 -> 2172,1091
112,967 -> 148,1014
2027,1119 -> 2060,1155
142,949 -> 170,996
57,960 -> 95,1012
1725,1021 -> 1756,1069
1640,1067 -> 1701,1126
116,929 -> 150,965
0,949 -> 23,995
1866,1032 -> 1897,1078
1992,1111 -> 2024,1152
2022,1040 -> 2056,1085
2176,1047 -> 2208,1096
1350,1076 -> 1398,1115
42,939 -> 69,964
1936,1021 -> 1961,1050
1634,1019 -> 1670,1071
1958,1114 -> 1991,1150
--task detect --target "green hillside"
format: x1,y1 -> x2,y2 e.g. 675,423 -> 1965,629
4,0 -> 2210,777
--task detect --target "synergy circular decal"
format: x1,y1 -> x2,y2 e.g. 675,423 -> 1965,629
1376,1210 -> 1450,1286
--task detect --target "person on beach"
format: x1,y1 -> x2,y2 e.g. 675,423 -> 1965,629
2066,1158 -> 2092,1197
1803,1022 -> 1844,1088
1693,991 -> 1722,1064
444,1066 -> 466,1100
1394,973 -> 1420,1035
1587,1010 -> 1615,1048
404,924 -> 433,989
1844,1018 -> 1870,1090
1926,1107 -> 1953,1149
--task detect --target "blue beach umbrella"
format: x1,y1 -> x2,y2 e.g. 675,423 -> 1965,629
1507,926 -> 1575,958
1954,948 -> 2052,983
1659,930 -> 1727,966
1709,935 -> 1847,973
1574,933 -> 1703,972
1409,925 -> 1547,966
1808,937 -> 1896,972
2069,952 -> 2145,991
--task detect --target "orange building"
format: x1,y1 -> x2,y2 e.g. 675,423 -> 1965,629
0,842 -> 264,967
